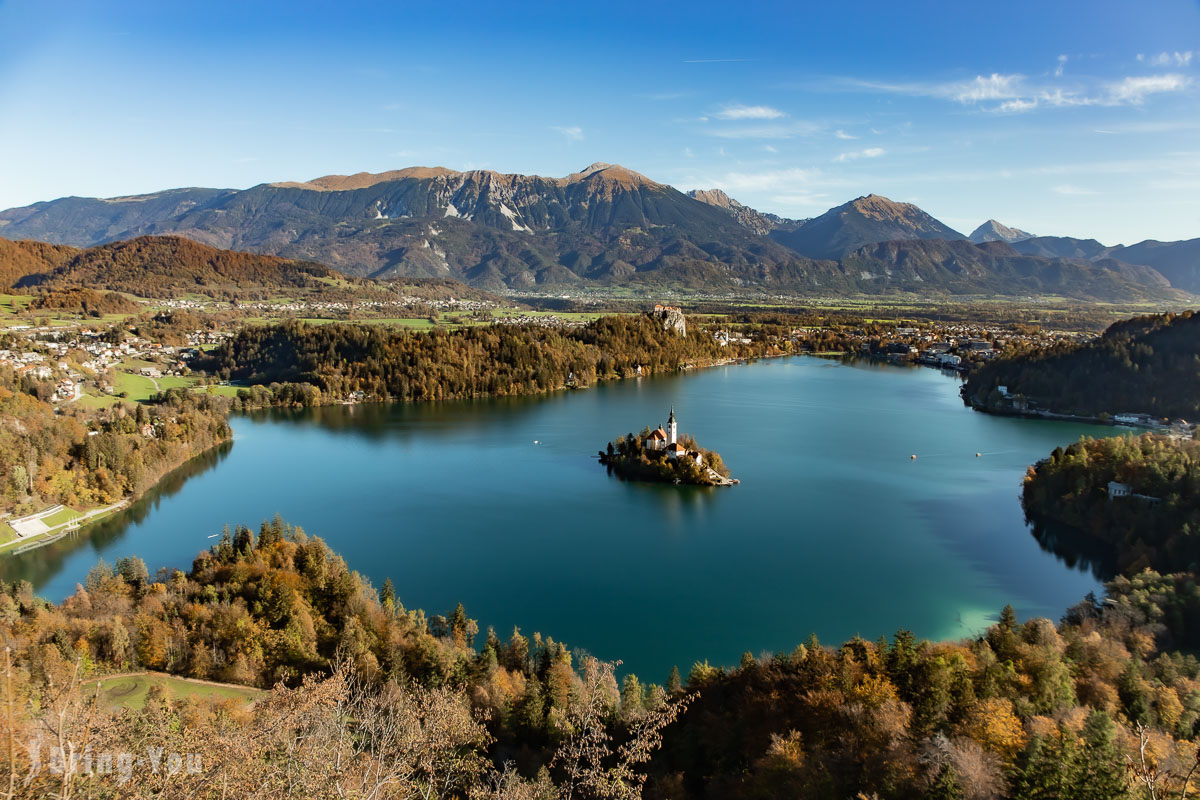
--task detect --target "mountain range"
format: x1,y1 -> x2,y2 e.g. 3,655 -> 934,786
0,163 -> 1195,300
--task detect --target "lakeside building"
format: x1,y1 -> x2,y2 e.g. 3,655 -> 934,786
643,408 -> 703,465
1108,480 -> 1161,504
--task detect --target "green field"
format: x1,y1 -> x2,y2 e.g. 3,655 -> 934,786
197,383 -> 244,397
110,359 -> 204,403
0,293 -> 141,328
75,388 -> 120,409
113,370 -> 159,401
88,673 -> 263,710
40,506 -> 81,528
0,505 -> 83,554
0,293 -> 34,316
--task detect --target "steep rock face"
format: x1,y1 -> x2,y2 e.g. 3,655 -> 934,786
686,189 -> 786,236
770,194 -> 965,260
651,304 -> 687,336
969,219 -> 1034,243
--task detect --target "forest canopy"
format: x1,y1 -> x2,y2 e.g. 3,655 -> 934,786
964,311 -> 1200,419
201,314 -> 769,403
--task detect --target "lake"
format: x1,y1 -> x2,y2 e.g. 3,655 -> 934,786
0,356 -> 1118,681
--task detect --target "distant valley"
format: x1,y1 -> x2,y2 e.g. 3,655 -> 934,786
1,162 -> 1196,301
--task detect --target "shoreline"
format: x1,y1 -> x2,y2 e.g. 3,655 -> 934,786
245,347 -> 794,412
963,397 -> 1177,433
1,501 -> 128,556
0,434 -> 234,558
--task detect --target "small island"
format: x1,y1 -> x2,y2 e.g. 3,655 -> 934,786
598,408 -> 736,486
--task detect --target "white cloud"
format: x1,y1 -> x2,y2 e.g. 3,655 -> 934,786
998,98 -> 1038,113
851,73 -> 1025,103
1039,88 -> 1095,107
704,121 -> 820,139
834,147 -> 885,162
1104,73 -> 1191,104
1141,51 -> 1194,67
762,144 -> 778,153
550,125 -> 584,142
950,73 -> 1025,103
834,129 -> 857,140
1052,184 -> 1098,195
712,104 -> 786,120
1055,54 -> 1067,78
848,69 -> 1191,113
681,146 -> 695,158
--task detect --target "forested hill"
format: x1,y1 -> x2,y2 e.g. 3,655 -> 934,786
964,310 -> 1200,419
7,517 -> 1200,798
0,375 -> 231,515
0,237 -> 77,288
11,235 -> 339,296
201,313 -> 767,402
1023,434 -> 1200,575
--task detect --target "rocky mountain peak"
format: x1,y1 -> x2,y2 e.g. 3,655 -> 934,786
969,219 -> 1035,244
846,194 -> 921,221
271,167 -> 461,192
687,188 -> 737,209
560,163 -> 657,188
687,188 -> 778,236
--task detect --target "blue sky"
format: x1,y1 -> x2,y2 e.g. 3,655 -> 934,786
1,0 -> 1198,244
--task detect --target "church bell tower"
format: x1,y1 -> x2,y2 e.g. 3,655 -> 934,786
667,407 -> 677,445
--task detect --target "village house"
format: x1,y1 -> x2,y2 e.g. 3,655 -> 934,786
1108,481 -> 1131,499
1108,480 -> 1161,504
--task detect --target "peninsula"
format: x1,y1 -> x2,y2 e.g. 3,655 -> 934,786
598,408 -> 735,486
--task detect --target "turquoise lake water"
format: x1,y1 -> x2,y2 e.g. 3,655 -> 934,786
0,356 -> 1118,681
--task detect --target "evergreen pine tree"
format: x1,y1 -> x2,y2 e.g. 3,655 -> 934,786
620,674 -> 645,718
1118,659 -> 1154,725
379,578 -> 395,613
478,644 -> 499,676
1072,709 -> 1131,800
928,763 -> 964,800
233,525 -> 253,556
517,677 -> 545,734
666,665 -> 683,695
216,525 -> 234,562
1011,732 -> 1073,800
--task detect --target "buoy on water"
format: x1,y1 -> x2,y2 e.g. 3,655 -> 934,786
533,440 -> 540,445
976,453 -> 982,457
910,454 -> 917,460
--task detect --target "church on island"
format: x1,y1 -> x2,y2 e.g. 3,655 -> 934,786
644,408 -> 703,466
